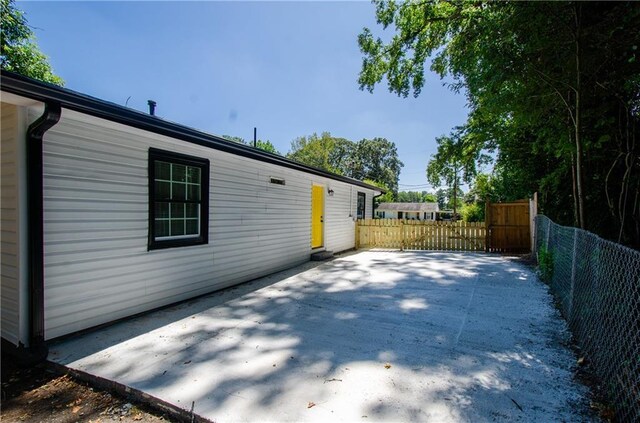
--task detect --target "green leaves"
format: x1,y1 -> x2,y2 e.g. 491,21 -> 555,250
357,28 -> 388,94
287,132 -> 348,174
1,0 -> 63,85
396,191 -> 435,203
287,133 -> 403,193
351,137 -> 404,193
359,0 -> 476,98
360,0 -> 640,247
426,127 -> 480,191
221,135 -> 281,155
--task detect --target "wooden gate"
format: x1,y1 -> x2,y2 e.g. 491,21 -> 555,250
356,219 -> 486,251
358,196 -> 536,253
485,199 -> 532,253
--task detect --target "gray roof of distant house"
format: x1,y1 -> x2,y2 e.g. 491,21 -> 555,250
376,202 -> 439,212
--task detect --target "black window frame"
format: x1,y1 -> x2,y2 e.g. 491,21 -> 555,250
357,192 -> 366,219
148,148 -> 209,250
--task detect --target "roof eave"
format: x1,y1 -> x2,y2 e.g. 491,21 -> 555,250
0,70 -> 384,193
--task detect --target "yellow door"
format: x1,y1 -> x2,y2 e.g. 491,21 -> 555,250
311,185 -> 324,248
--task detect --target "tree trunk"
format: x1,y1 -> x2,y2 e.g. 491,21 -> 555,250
571,153 -> 579,227
574,2 -> 586,229
452,169 -> 458,222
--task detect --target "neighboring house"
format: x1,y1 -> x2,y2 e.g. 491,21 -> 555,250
0,71 -> 382,357
375,202 -> 439,220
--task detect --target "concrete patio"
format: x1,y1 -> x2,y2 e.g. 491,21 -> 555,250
49,251 -> 594,422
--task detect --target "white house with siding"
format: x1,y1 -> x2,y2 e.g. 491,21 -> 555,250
375,202 -> 439,220
0,71 -> 382,359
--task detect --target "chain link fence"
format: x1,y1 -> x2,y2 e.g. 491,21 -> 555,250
534,215 -> 640,422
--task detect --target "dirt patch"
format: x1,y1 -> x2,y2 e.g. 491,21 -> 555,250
1,355 -> 170,422
505,252 -> 537,267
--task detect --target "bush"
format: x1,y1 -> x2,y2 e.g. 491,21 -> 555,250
537,246 -> 554,282
461,202 -> 484,222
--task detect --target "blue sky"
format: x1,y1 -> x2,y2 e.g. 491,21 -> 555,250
19,1 -> 468,191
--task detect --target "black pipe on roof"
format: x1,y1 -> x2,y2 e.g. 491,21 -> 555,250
147,100 -> 156,116
0,71 -> 384,193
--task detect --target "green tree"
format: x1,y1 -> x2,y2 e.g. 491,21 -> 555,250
435,187 -> 464,211
222,134 -> 281,155
396,190 -> 437,203
460,203 -> 484,223
423,193 -> 437,203
465,174 -> 494,204
426,132 -> 476,220
364,179 -> 393,206
287,133 -> 403,194
287,132 -> 349,174
350,137 -> 403,194
359,0 -> 640,248
255,140 -> 279,155
397,191 -> 421,202
1,0 -> 63,85
435,188 -> 448,210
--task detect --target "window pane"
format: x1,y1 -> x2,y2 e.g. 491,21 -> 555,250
155,219 -> 169,238
357,193 -> 366,218
185,203 -> 199,218
155,181 -> 171,200
150,152 -> 208,247
186,219 -> 199,235
172,182 -> 186,200
172,164 -> 187,182
155,161 -> 171,180
187,184 -> 200,201
171,203 -> 185,218
187,166 -> 200,184
171,219 -> 185,236
155,202 -> 169,218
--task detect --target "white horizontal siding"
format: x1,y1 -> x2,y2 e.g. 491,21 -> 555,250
323,185 -> 378,252
38,108 -> 378,339
1,103 -> 21,345
324,184 -> 354,252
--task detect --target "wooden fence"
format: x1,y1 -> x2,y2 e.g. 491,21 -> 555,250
486,199 -> 533,253
355,219 -> 487,251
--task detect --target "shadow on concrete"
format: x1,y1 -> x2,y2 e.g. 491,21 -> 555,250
49,251 -> 593,422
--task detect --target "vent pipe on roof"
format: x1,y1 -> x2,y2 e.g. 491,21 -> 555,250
253,127 -> 257,147
148,100 -> 157,116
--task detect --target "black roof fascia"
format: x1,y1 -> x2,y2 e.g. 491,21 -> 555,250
0,71 -> 384,193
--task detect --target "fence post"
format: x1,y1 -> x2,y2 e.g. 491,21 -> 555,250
400,220 -> 405,251
355,220 -> 360,250
545,217 -> 551,251
568,228 -> 578,320
485,199 -> 491,252
530,192 -> 538,253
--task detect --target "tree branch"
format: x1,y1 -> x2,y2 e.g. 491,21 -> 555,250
531,66 -> 578,96
605,152 -> 624,214
531,68 -> 577,127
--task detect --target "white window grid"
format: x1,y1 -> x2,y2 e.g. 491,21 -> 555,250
155,162 -> 201,240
